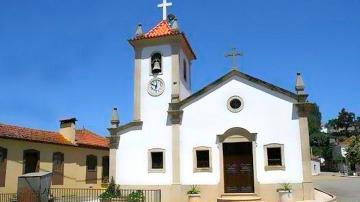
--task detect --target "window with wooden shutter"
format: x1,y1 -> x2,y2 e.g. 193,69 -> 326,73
23,149 -> 40,174
102,156 -> 109,183
86,155 -> 97,184
0,147 -> 7,187
52,152 -> 64,185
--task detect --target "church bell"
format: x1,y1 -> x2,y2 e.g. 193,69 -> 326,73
152,59 -> 162,74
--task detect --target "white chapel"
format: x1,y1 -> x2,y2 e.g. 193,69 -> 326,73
108,2 -> 315,202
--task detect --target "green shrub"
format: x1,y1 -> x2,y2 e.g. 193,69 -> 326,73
99,177 -> 120,199
128,190 -> 145,202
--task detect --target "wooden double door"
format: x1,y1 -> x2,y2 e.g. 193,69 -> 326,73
223,142 -> 254,193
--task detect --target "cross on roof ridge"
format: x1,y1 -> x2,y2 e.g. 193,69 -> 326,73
225,48 -> 244,70
157,0 -> 173,20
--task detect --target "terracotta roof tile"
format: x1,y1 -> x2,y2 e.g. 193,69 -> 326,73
130,20 -> 196,60
76,129 -> 109,149
0,123 -> 109,149
135,20 -> 179,40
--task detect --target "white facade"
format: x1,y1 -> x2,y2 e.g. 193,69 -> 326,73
114,44 -> 304,185
180,78 -> 303,185
110,19 -> 313,201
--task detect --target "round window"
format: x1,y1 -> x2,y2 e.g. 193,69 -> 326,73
227,96 -> 244,113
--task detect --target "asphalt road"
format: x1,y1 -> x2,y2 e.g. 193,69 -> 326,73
314,174 -> 360,202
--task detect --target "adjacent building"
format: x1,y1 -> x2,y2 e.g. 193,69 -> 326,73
0,118 -> 109,193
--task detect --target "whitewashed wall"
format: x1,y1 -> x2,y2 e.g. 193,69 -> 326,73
180,77 -> 304,185
179,49 -> 191,99
115,47 -> 304,186
115,45 -> 174,185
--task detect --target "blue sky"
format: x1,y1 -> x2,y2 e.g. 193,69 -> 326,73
0,0 -> 359,135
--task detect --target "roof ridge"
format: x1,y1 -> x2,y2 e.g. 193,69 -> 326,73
76,129 -> 105,139
179,69 -> 299,107
0,122 -> 59,135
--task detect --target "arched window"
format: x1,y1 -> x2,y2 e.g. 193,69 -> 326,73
0,147 -> 7,187
86,155 -> 97,184
52,152 -> 64,185
23,149 -> 40,174
151,53 -> 162,74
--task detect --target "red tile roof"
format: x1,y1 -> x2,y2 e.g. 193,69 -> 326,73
0,123 -> 109,149
76,129 -> 109,149
130,20 -> 196,60
135,20 -> 179,40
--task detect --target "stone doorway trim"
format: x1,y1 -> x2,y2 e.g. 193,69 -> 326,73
216,127 -> 258,195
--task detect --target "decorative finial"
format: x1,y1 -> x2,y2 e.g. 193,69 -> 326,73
158,0 -> 173,20
110,107 -> 120,128
225,48 -> 244,70
295,72 -> 308,103
135,24 -> 144,37
295,72 -> 306,94
171,18 -> 179,31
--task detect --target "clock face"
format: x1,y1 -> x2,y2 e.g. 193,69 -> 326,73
147,78 -> 165,96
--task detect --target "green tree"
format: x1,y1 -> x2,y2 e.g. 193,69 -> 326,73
326,108 -> 356,137
308,103 -> 322,135
307,103 -> 330,158
337,108 -> 356,136
310,132 -> 329,147
353,117 -> 360,135
345,136 -> 360,169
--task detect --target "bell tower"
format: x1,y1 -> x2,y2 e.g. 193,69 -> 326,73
128,15 -> 196,121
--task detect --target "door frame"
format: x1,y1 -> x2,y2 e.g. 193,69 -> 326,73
217,127 -> 259,195
223,142 -> 254,193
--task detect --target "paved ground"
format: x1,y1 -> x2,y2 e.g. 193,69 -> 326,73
313,173 -> 360,202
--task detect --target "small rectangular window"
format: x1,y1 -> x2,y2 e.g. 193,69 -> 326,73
264,143 -> 285,171
151,152 -> 164,169
193,147 -> 212,172
196,150 -> 209,168
267,147 -> 282,166
148,149 -> 165,173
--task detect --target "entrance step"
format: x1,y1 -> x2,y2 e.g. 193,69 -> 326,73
217,193 -> 265,202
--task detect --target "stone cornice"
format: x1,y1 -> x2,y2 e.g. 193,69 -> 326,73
167,102 -> 183,125
108,120 -> 143,135
107,121 -> 143,149
295,102 -> 314,118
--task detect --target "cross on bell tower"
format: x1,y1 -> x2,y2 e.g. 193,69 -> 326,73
158,0 -> 173,20
225,48 -> 244,70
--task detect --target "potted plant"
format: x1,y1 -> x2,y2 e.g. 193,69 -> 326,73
187,185 -> 201,202
277,183 -> 293,202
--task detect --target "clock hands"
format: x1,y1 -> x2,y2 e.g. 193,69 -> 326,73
148,78 -> 164,96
